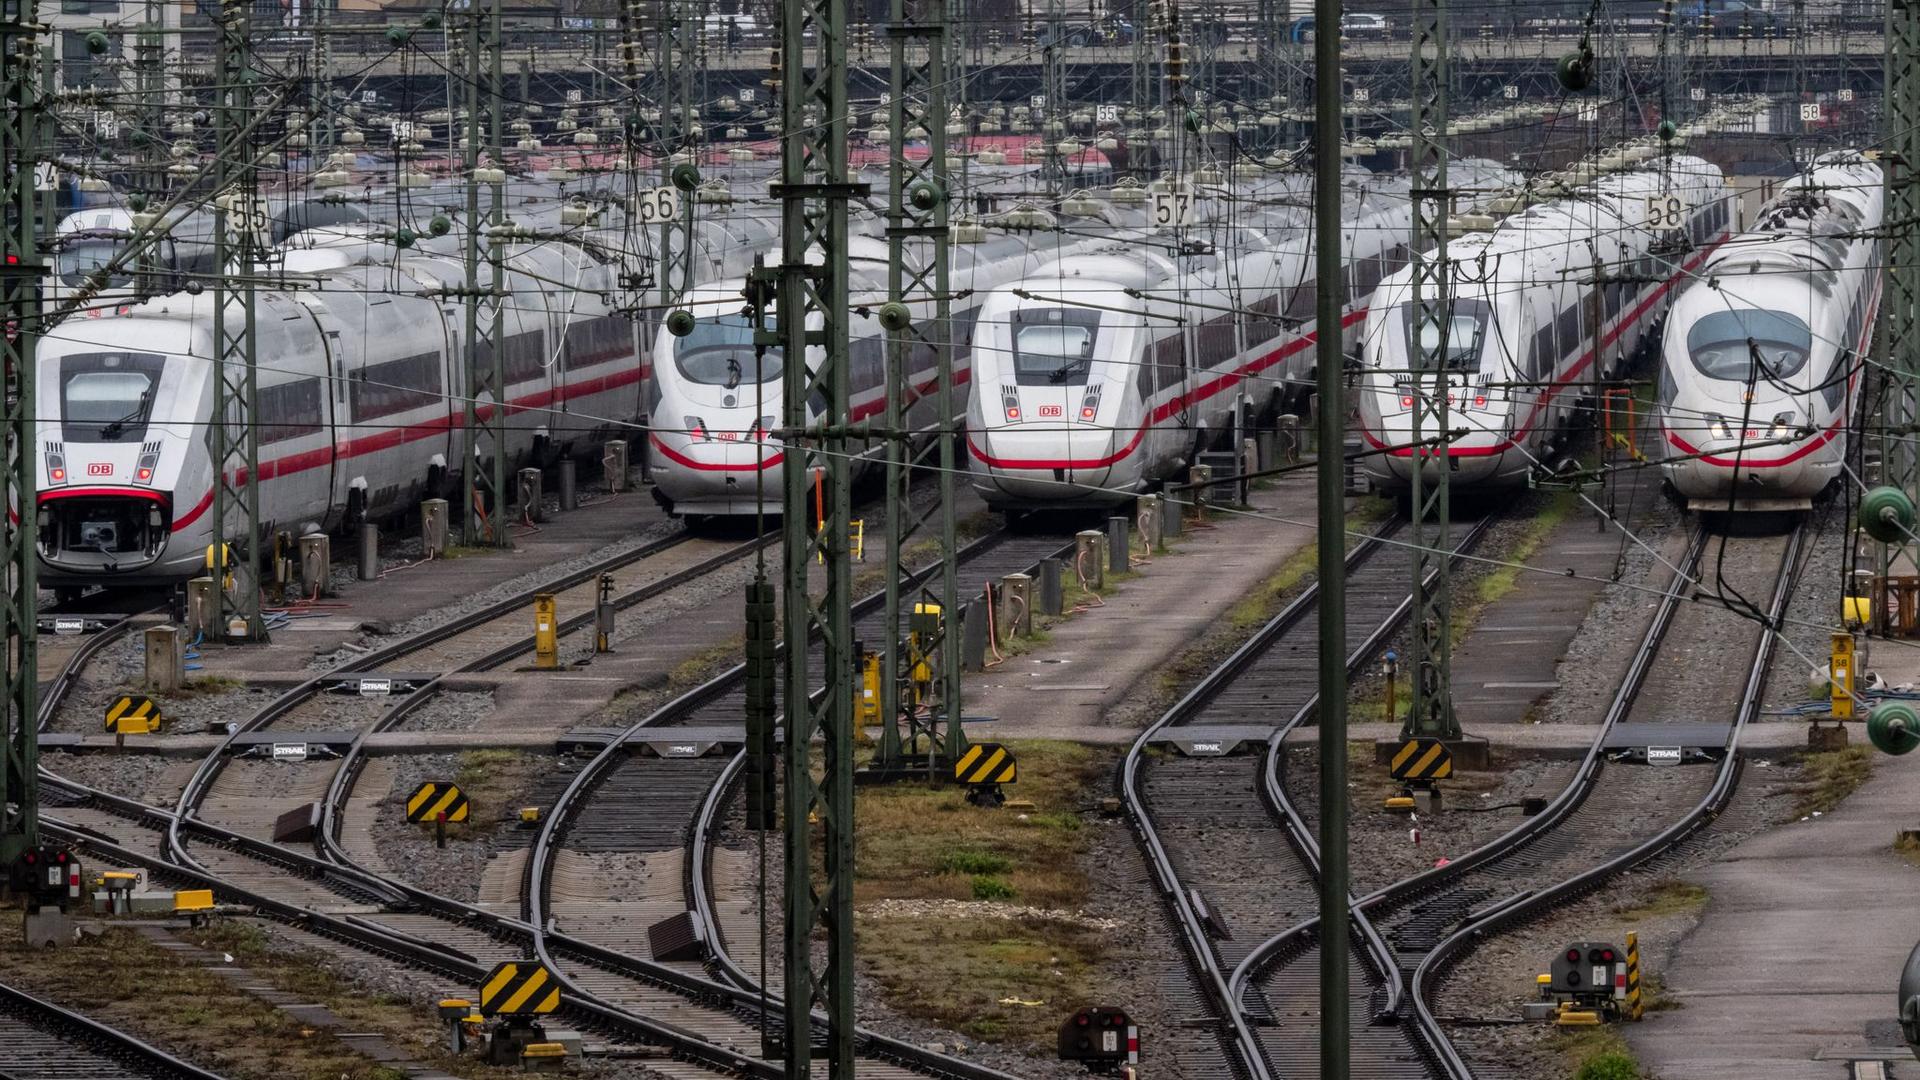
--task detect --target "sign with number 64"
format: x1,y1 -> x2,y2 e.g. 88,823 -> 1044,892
635,186 -> 681,225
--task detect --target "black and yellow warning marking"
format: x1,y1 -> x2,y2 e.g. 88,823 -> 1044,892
477,960 -> 561,1017
1625,931 -> 1644,1021
1389,738 -> 1453,781
406,781 -> 470,824
104,694 -> 162,734
953,742 -> 1017,785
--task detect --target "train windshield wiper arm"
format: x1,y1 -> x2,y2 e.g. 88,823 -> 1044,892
1048,355 -> 1091,382
725,357 -> 742,390
97,391 -> 150,441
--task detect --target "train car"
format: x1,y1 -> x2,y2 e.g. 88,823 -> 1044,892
31,211 -> 665,594
960,167 -> 1483,510
1358,155 -> 1733,491
1658,152 -> 1883,511
645,212 -> 1133,517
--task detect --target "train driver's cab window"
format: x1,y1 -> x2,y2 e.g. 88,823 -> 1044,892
1686,309 -> 1812,382
1010,307 -> 1101,386
61,352 -> 164,442
1399,299 -> 1491,372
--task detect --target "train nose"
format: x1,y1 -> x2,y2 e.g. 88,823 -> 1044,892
36,489 -> 170,574
967,427 -> 1124,505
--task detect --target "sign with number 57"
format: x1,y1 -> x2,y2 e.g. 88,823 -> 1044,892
1149,190 -> 1195,230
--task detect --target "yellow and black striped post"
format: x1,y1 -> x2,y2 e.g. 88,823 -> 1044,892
1625,931 -> 1644,1020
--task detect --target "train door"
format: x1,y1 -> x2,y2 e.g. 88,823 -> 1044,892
286,297 -> 344,529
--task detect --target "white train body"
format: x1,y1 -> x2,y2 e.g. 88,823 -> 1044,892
963,172 -> 1448,510
1658,153 -> 1883,510
1359,157 -> 1732,489
35,223 -> 649,589
646,226 -> 1130,516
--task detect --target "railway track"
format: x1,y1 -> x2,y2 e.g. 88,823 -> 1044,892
1214,515 -> 1804,1079
0,977 -> 230,1080
1406,519 -> 1806,1078
1108,509 -> 1493,1080
515,528 -> 1080,1078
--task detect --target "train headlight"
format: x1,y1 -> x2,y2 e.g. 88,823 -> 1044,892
684,415 -> 708,441
45,450 -> 65,486
1000,386 -> 1021,423
134,448 -> 159,485
1077,384 -> 1103,422
1707,414 -> 1732,441
1768,411 -> 1795,440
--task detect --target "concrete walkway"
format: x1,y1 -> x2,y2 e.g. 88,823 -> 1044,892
1628,746 -> 1920,1076
962,474 -> 1318,744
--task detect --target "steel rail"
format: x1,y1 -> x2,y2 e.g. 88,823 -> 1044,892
1227,521 -> 1715,1032
1411,520 -> 1806,1078
1113,513 -> 1414,1080
0,974 -> 234,1080
524,527 -> 1076,1080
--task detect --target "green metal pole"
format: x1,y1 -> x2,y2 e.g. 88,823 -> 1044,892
881,0 -> 956,773
1312,0 -> 1347,1066
1403,0 -> 1457,742
210,0 -> 266,641
0,0 -> 41,865
1884,0 -> 1918,516
778,0 -> 857,1066
462,0 -> 506,547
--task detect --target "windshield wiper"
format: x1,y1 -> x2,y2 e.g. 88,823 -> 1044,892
1048,355 -> 1091,383
97,391 -> 149,441
725,357 -> 742,391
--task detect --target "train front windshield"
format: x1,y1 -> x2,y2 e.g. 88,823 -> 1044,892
675,312 -> 783,386
1009,308 -> 1100,386
60,352 -> 162,442
56,241 -> 132,290
1686,310 -> 1812,382
1398,300 -> 1490,371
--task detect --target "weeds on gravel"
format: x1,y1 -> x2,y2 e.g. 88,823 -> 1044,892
1787,745 -> 1873,819
1559,1027 -> 1643,1079
166,674 -> 244,698
0,924 -> 456,1080
450,749 -> 542,833
1609,879 -> 1707,920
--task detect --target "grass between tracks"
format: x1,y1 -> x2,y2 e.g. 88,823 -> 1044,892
448,748 -> 543,834
853,738 -> 1116,1049
1786,744 -> 1873,819
1559,1026 -> 1644,1080
0,924 -> 504,1080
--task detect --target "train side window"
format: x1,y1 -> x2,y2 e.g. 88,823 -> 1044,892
1246,294 -> 1281,349
1153,332 -> 1187,395
850,334 -> 886,391
1196,315 -> 1236,369
1285,279 -> 1316,322
481,330 -> 549,385
563,315 -> 634,371
260,379 -> 325,443
352,351 -> 443,421
1532,324 -> 1556,381
1555,303 -> 1581,362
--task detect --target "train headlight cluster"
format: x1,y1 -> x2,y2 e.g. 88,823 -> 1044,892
134,447 -> 159,485
1000,386 -> 1021,423
1768,411 -> 1795,440
684,415 -> 708,441
1077,384 -> 1102,422
45,448 -> 65,486
1707,414 -> 1733,441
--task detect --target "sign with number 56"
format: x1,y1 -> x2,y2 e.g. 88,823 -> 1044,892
635,186 -> 681,225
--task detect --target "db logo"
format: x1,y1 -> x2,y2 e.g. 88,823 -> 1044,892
1037,404 -> 1063,418
86,463 -> 113,476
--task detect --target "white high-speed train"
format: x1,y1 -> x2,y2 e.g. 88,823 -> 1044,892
32,199 -> 678,595
963,164 -> 1516,509
1359,156 -> 1733,490
645,215 -> 1139,516
1658,152 -> 1883,510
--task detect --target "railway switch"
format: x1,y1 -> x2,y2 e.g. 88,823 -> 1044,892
1057,1005 -> 1138,1072
533,594 -> 558,669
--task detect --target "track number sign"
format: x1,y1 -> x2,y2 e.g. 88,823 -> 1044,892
635,186 -> 681,225
1150,190 -> 1195,230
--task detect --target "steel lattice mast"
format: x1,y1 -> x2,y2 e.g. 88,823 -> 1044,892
461,0 -> 507,547
1402,0 -> 1458,741
776,0 -> 859,1066
0,0 -> 40,864
210,0 -> 265,641
1883,0 -> 1920,509
878,0 -> 963,773
658,0 -> 697,306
